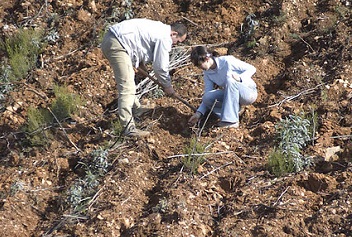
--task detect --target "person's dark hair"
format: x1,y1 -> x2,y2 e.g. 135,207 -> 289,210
190,46 -> 219,67
171,22 -> 187,37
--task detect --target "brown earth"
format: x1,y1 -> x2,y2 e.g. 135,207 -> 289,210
0,0 -> 351,236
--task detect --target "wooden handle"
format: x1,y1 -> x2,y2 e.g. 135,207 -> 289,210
135,68 -> 197,112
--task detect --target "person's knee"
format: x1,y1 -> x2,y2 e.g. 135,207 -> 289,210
202,92 -> 213,104
203,92 -> 220,108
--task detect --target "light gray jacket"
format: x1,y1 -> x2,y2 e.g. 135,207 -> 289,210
109,18 -> 172,87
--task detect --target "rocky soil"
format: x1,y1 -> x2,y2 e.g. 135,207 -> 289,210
0,0 -> 351,236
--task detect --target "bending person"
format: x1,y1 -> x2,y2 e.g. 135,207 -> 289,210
101,18 -> 187,137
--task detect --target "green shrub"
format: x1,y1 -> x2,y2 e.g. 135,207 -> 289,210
111,120 -> 123,136
51,84 -> 83,121
0,28 -> 44,81
24,85 -> 83,146
182,137 -> 206,174
268,113 -> 314,176
268,148 -> 295,177
25,106 -> 52,146
272,11 -> 287,26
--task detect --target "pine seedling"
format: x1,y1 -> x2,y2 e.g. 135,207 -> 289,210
182,137 -> 206,174
51,84 -> 83,121
0,28 -> 44,81
24,106 -> 53,146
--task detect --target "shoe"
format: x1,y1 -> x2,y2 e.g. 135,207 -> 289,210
124,126 -> 151,137
217,121 -> 239,128
133,106 -> 154,117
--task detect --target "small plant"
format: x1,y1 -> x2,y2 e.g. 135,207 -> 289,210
246,39 -> 257,49
240,13 -> 259,49
9,180 -> 26,196
152,197 -> 168,213
24,85 -> 83,146
182,137 -> 206,174
51,84 -> 83,121
0,63 -> 13,111
268,148 -> 297,176
122,0 -> 134,20
24,106 -> 53,146
67,148 -> 110,213
268,113 -> 314,176
89,148 -> 110,176
111,119 -> 123,136
147,86 -> 164,99
0,27 -> 44,81
272,11 -> 287,26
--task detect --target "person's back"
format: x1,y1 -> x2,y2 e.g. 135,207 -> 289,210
109,19 -> 171,67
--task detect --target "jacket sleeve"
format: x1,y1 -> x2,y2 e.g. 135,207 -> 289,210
230,57 -> 256,80
197,74 -> 214,115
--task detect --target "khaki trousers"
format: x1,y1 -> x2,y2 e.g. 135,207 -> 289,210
101,30 -> 140,130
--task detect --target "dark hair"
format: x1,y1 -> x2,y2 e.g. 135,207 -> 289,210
190,46 -> 219,67
171,22 -> 187,37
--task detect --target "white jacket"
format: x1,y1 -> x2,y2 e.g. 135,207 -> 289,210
109,18 -> 172,87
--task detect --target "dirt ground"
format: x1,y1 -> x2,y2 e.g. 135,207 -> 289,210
0,0 -> 351,236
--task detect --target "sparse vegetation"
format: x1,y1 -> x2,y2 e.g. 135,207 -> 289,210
24,85 -> 83,146
272,11 -> 287,26
51,84 -> 83,121
67,148 -> 110,213
268,113 -> 315,176
1,0 -> 351,236
182,137 -> 207,174
25,106 -> 53,146
0,28 -> 44,81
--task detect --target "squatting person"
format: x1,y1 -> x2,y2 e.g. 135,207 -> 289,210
188,46 -> 257,128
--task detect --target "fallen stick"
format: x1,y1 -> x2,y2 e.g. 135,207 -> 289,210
135,67 -> 197,112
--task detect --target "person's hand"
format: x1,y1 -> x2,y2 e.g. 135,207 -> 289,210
164,86 -> 175,96
232,73 -> 242,82
188,112 -> 202,125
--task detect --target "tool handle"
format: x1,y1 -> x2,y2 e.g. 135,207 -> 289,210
135,68 -> 197,112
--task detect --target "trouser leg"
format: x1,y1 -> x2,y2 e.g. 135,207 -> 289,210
222,78 -> 257,122
202,79 -> 257,123
202,90 -> 224,118
101,31 -> 139,130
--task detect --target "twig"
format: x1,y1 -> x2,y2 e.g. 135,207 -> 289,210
269,84 -> 323,107
297,35 -> 314,52
25,86 -> 48,100
198,99 -> 217,137
171,165 -> 184,187
48,108 -> 81,152
181,16 -> 199,26
88,187 -> 104,210
43,216 -> 69,237
330,135 -> 352,139
167,151 -> 233,159
49,49 -> 80,61
204,134 -> 224,151
272,186 -> 289,207
199,161 -> 233,179
62,214 -> 89,220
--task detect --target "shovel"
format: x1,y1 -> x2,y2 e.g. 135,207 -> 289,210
135,67 -> 197,112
